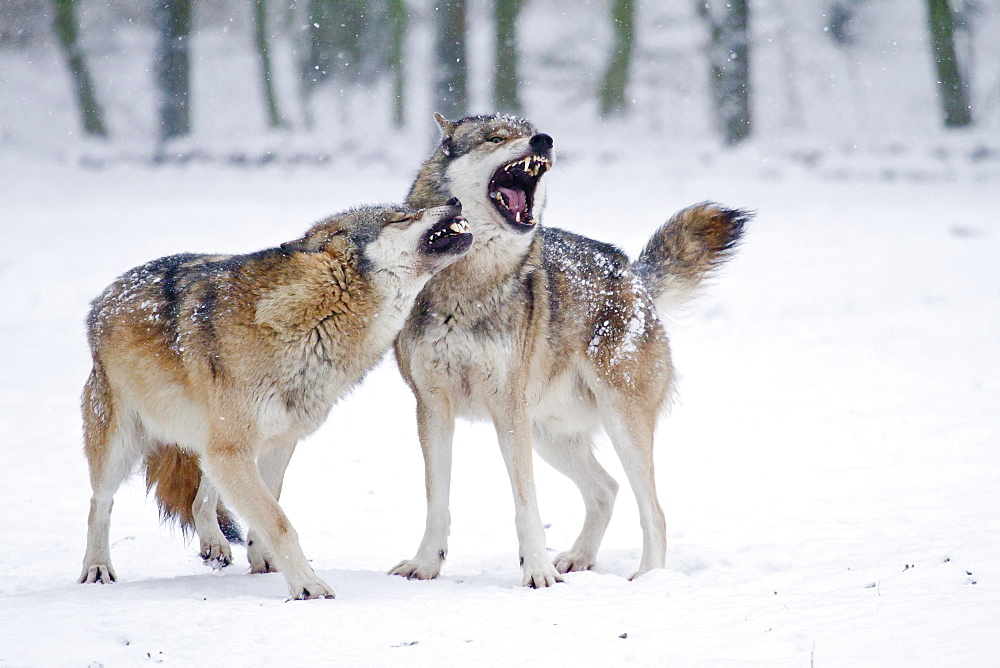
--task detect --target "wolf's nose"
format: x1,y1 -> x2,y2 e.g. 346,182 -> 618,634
530,133 -> 553,151
447,196 -> 461,208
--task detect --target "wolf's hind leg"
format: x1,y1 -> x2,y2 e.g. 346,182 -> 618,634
80,369 -> 142,584
533,426 -> 618,574
600,400 -> 666,579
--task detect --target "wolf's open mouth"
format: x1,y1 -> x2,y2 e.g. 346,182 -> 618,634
488,155 -> 551,231
425,215 -> 472,255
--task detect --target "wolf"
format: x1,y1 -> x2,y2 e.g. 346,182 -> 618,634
389,113 -> 749,587
79,201 -> 472,599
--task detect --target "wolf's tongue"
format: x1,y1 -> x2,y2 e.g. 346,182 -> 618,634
499,186 -> 526,214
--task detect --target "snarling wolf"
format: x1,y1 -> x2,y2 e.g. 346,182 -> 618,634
80,201 -> 472,599
389,113 -> 749,587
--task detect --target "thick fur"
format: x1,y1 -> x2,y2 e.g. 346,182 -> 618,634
143,445 -> 242,548
633,203 -> 749,314
80,203 -> 471,599
390,113 -> 749,586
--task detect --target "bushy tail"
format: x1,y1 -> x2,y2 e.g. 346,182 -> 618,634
632,202 -> 750,315
144,445 -> 243,544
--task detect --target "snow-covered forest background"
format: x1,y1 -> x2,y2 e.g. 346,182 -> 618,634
2,1 -> 999,665
4,0 -> 1000,166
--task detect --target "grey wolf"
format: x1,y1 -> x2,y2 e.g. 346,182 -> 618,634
79,201 -> 472,599
390,113 -> 749,587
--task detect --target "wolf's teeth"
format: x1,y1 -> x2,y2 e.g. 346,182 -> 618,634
449,222 -> 465,233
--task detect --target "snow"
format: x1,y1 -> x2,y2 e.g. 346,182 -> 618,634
1,149 -> 998,665
3,0 -> 1000,662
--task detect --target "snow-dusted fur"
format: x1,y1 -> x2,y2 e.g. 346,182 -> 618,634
79,203 -> 471,599
391,113 -> 749,587
633,203 -> 750,314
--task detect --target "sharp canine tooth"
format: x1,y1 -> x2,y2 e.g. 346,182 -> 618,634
450,222 -> 464,233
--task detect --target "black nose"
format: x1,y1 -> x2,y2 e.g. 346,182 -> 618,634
446,196 -> 461,208
529,133 -> 553,152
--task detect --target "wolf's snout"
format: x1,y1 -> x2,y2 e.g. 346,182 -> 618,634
424,213 -> 472,256
447,196 -> 462,208
529,133 -> 553,152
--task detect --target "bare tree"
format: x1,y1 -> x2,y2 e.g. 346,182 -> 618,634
493,0 -> 523,114
253,0 -> 286,129
926,0 -> 972,126
51,0 -> 107,138
386,0 -> 408,127
599,0 -> 635,117
300,0 -> 369,127
698,0 -> 751,145
434,0 -> 467,119
155,0 -> 193,141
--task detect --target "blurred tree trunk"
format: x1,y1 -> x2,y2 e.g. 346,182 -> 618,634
300,0 -> 368,128
388,0 -> 407,127
300,0 -> 331,128
599,0 -> 634,117
434,0 -> 467,119
699,0 -> 751,145
303,0 -> 368,87
926,0 -> 972,127
253,0 -> 286,129
155,0 -> 193,141
493,0 -> 523,114
51,0 -> 107,138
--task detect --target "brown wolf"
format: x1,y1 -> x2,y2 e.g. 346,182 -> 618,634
80,201 -> 471,599
389,113 -> 749,586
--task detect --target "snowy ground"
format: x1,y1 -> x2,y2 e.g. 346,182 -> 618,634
1,148 -> 998,665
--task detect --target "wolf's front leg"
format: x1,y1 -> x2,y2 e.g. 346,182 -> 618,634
202,429 -> 333,600
492,402 -> 563,588
389,395 -> 454,581
191,476 -> 232,568
246,441 -> 297,574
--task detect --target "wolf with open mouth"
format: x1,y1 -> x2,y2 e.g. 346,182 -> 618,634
81,201 -> 472,600
391,113 -> 750,587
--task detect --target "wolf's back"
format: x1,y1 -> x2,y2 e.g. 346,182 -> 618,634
632,203 -> 750,315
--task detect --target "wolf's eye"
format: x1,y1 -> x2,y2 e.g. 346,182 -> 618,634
488,136 -> 504,144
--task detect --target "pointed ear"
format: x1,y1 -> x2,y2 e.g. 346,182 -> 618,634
433,112 -> 457,136
280,228 -> 346,254
280,237 -> 315,253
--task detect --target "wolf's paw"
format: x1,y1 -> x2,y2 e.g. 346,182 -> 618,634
628,568 -> 652,581
389,558 -> 441,580
80,564 -> 116,584
522,557 -> 564,589
247,536 -> 278,574
288,578 -> 335,601
553,550 -> 595,574
199,538 -> 232,569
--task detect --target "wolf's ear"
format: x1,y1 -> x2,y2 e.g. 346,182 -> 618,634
434,112 -> 457,136
281,229 -> 346,254
280,236 -> 318,254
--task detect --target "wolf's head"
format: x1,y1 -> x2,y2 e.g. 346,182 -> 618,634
282,200 -> 471,279
407,113 -> 554,240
